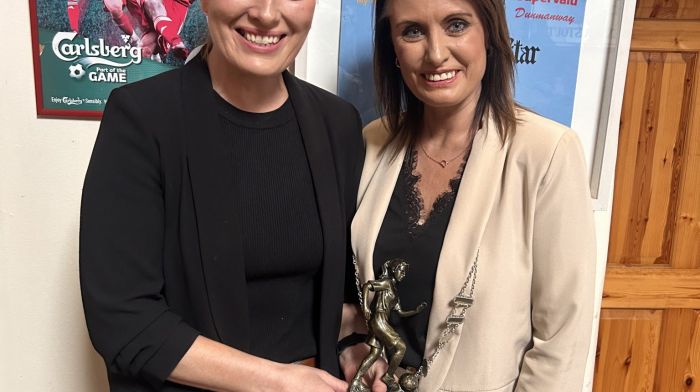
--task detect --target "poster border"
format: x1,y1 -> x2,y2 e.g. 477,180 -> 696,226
29,0 -> 103,119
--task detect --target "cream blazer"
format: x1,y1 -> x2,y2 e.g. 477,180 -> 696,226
351,110 -> 596,392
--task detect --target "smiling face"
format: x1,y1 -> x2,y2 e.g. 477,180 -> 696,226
386,0 -> 487,111
200,0 -> 315,78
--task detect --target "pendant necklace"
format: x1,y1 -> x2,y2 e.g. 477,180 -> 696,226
419,143 -> 467,168
419,131 -> 475,169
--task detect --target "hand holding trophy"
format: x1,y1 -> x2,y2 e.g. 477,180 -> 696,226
349,259 -> 427,392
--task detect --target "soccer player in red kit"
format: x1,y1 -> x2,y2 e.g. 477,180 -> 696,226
103,0 -> 193,59
67,0 -> 81,32
142,0 -> 193,59
103,0 -> 139,45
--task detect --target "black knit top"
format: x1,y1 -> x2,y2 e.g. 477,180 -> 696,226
217,93 -> 322,363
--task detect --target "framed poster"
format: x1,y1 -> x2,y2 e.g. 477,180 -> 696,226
29,0 -> 208,118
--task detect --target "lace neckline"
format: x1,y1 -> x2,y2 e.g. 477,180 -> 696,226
402,145 -> 468,237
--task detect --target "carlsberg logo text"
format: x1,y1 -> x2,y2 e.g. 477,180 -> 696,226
52,32 -> 142,66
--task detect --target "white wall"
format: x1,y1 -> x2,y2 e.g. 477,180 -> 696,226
1,4 -> 108,392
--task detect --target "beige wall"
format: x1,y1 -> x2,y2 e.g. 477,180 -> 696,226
1,4 -> 107,391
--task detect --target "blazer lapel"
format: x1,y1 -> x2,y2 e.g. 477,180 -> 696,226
284,72 -> 345,369
351,142 -> 406,297
181,58 -> 250,349
419,118 -> 509,391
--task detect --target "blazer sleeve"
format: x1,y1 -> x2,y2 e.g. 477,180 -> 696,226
516,131 -> 596,391
79,87 -> 199,388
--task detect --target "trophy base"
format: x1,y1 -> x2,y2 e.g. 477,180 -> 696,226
348,380 -> 371,392
399,371 -> 419,391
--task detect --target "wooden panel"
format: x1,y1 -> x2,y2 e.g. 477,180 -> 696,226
608,52 -> 647,264
654,309 -> 700,391
595,310 -> 663,391
602,268 -> 700,309
632,21 -> 700,51
608,53 -> 696,266
636,0 -> 700,20
645,53 -> 691,265
671,51 -> 700,269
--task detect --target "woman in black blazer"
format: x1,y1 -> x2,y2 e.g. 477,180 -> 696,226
80,1 -> 362,391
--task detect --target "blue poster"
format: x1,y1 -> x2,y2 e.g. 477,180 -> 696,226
338,0 -> 587,126
337,1 -> 376,125
507,0 -> 586,126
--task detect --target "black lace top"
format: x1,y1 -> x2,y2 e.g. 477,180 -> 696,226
372,146 -> 467,368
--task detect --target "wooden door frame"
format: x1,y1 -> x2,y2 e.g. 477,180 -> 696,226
583,1 -> 638,390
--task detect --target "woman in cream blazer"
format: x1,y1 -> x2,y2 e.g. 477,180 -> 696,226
339,0 -> 596,391
350,111 -> 595,391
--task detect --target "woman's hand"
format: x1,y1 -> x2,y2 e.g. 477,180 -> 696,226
169,336 -> 347,392
270,363 -> 348,392
339,343 -> 388,392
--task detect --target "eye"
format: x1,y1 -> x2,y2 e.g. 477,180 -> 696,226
401,24 -> 424,41
446,19 -> 469,34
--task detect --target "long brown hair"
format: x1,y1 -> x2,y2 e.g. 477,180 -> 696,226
374,0 -> 517,156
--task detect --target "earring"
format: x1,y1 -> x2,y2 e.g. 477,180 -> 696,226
395,58 -> 400,68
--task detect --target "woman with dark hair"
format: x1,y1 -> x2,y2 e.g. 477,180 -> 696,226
80,1 -> 361,391
338,0 -> 596,391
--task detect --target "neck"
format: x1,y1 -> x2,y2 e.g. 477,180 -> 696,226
206,49 -> 288,113
420,92 -> 480,149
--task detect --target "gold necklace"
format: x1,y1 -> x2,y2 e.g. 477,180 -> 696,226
419,143 -> 467,168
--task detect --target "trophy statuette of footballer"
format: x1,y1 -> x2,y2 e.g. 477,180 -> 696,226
349,259 -> 427,392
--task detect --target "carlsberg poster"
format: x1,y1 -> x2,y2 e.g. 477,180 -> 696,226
30,0 -> 207,117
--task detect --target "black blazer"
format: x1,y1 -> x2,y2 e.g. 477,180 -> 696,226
80,57 -> 363,391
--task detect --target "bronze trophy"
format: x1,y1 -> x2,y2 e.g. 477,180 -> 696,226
349,259 -> 427,392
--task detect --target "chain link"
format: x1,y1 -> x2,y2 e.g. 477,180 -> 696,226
352,254 -> 368,327
417,249 -> 479,378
